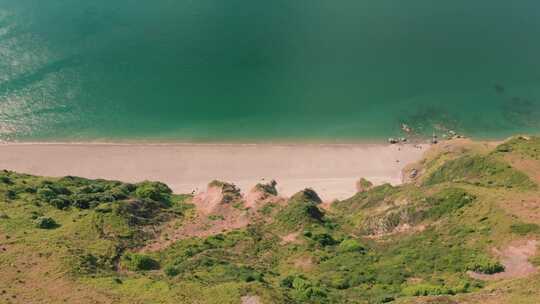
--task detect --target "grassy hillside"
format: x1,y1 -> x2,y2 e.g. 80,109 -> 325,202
1,136 -> 539,304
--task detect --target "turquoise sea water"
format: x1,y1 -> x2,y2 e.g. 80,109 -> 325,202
0,0 -> 539,142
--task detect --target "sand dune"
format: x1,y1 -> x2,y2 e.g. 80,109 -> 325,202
0,142 -> 427,201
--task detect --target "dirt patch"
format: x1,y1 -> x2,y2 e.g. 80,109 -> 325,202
192,185 -> 226,215
499,195 -> 540,224
142,181 -> 285,252
469,240 -> 538,280
293,256 -> 314,271
241,295 -> 261,304
280,232 -> 300,245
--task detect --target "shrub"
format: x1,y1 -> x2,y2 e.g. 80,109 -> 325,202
49,197 -> 71,209
402,284 -> 452,296
122,253 -> 159,271
254,180 -> 278,196
467,256 -> 504,274
276,198 -> 325,231
34,216 -> 58,229
164,266 -> 180,277
281,275 -> 327,301
0,175 -> 13,184
291,188 -> 322,204
135,181 -> 172,203
356,178 -> 373,192
74,254 -> 99,274
115,199 -> 166,225
5,189 -> 16,200
304,231 -> 337,247
37,187 -> 56,201
338,239 -> 365,253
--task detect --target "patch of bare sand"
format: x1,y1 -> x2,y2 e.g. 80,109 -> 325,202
469,240 -> 538,280
0,142 -> 427,201
241,295 -> 261,304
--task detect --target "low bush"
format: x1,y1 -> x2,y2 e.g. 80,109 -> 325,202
135,181 -> 172,203
37,187 -> 56,201
34,216 -> 58,229
467,256 -> 504,274
164,265 -> 180,277
122,253 -> 159,271
402,284 -> 452,296
338,239 -> 365,253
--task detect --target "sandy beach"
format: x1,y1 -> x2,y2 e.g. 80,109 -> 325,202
0,142 -> 426,201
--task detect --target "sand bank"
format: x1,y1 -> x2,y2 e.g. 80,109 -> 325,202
0,142 -> 427,201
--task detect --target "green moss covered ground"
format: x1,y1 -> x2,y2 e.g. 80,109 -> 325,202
1,136 -> 539,303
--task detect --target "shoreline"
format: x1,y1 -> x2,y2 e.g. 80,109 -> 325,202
0,142 -> 428,201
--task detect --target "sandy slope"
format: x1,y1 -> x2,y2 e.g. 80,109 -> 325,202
0,142 -> 426,201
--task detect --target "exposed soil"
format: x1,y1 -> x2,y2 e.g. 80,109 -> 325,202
141,182 -> 285,252
280,232 -> 300,245
468,239 -> 538,280
241,295 -> 261,304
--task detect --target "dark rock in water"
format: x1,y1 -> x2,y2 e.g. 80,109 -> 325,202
494,83 -> 505,94
388,138 -> 399,144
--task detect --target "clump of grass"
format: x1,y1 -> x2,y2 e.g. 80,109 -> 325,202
510,223 -> 540,235
208,214 -> 225,221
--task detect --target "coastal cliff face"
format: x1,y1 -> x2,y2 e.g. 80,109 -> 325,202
1,136 -> 540,304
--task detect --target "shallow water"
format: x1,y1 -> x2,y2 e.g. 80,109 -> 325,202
0,0 -> 539,142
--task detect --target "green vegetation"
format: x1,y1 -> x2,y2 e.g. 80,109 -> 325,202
275,190 -> 325,231
1,137 -> 540,303
494,136 -> 540,159
122,253 -> 160,271
510,222 -> 540,235
466,256 -> 505,274
424,154 -> 535,189
34,216 -> 58,229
